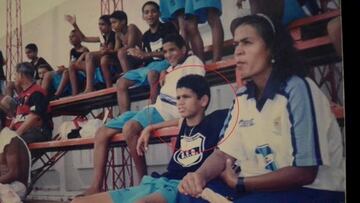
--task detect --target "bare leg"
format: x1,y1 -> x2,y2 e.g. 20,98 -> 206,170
185,16 -> 205,62
71,191 -> 113,203
69,64 -> 81,95
327,17 -> 342,58
147,70 -> 159,104
41,71 -> 53,95
177,12 -> 187,43
116,77 -> 136,114
54,69 -> 70,97
207,8 -> 224,62
83,126 -> 120,195
100,55 -> 113,88
135,193 -> 167,203
118,48 -> 131,73
123,121 -> 147,182
84,51 -> 101,93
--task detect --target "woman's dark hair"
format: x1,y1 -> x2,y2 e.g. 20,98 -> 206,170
142,1 -> 160,13
230,14 -> 307,82
99,15 -> 111,25
177,74 -> 211,110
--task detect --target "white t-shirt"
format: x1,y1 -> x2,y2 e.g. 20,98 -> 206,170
218,75 -> 345,191
152,55 -> 205,120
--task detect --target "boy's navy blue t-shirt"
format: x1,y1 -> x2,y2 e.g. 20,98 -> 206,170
161,109 -> 228,180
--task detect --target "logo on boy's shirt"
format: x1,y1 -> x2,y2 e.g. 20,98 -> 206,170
173,133 -> 205,167
238,118 -> 255,127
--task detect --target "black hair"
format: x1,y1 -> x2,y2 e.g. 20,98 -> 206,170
230,15 -> 307,82
99,15 -> 111,25
0,109 -> 6,130
110,10 -> 127,25
38,63 -> 53,71
0,50 -> 4,67
163,33 -> 186,49
142,1 -> 160,13
25,43 -> 38,52
177,74 -> 211,109
16,62 -> 35,78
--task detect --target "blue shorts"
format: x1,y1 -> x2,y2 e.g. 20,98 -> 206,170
160,0 -> 221,24
109,176 -> 180,203
185,0 -> 222,24
282,0 -> 307,25
94,66 -> 120,85
105,107 -> 164,130
50,72 -> 71,97
122,60 -> 169,87
160,0 -> 185,22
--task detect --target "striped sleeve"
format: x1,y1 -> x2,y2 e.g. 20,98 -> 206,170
285,77 -> 323,166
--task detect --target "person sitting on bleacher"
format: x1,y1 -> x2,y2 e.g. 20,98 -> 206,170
160,0 -> 224,62
0,100 -> 31,202
80,34 -> 205,196
38,30 -> 89,99
9,62 -> 52,144
72,75 -> 232,203
116,1 -> 178,114
178,14 -> 345,203
6,43 -> 53,97
65,14 -> 116,94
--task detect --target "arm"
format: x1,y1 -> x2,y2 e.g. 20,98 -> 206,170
178,149 -> 234,197
226,165 -> 318,192
64,15 -> 100,43
0,140 -> 21,184
136,119 -> 180,156
127,48 -> 164,60
15,113 -> 42,136
126,24 -> 142,49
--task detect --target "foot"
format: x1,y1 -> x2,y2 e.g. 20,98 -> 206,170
82,88 -> 94,94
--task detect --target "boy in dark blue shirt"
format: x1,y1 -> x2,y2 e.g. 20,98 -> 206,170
71,74 -> 228,203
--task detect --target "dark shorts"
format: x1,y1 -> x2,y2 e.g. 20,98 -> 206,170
20,127 -> 52,144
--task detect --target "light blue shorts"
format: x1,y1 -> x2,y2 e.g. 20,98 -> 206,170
160,0 -> 185,22
160,0 -> 221,23
123,60 -> 169,87
94,66 -> 120,84
109,176 -> 180,203
185,0 -> 222,24
50,72 -> 71,96
105,107 -> 164,130
282,0 -> 307,25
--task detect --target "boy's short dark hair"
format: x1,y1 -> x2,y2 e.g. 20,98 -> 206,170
163,34 -> 186,49
110,10 -> 127,25
38,63 -> 53,71
142,1 -> 160,13
99,15 -> 111,25
16,62 -> 35,78
25,43 -> 38,52
177,74 -> 211,109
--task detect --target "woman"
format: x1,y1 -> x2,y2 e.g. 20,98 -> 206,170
178,14 -> 345,203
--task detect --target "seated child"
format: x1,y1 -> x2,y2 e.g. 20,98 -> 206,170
80,34 -> 205,196
72,74 -> 230,203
